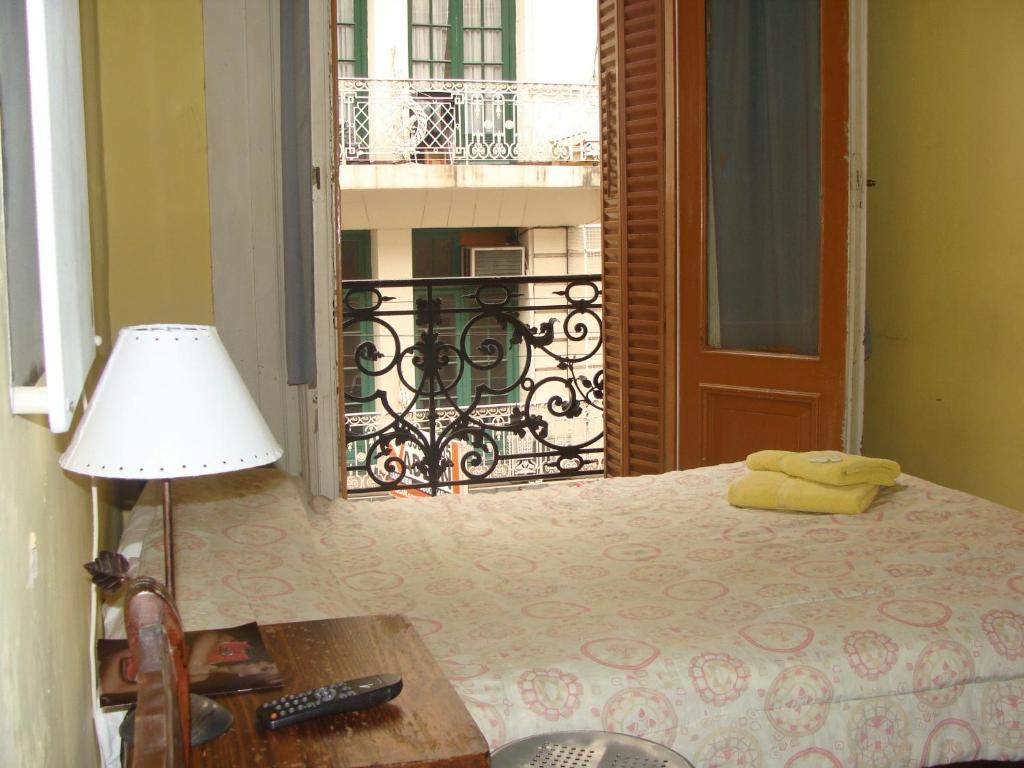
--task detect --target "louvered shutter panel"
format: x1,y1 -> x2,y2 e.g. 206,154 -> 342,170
598,0 -> 675,476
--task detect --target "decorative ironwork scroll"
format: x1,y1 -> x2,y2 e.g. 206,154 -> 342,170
342,274 -> 604,495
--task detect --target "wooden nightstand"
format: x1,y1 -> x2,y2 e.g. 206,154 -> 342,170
191,614 -> 490,768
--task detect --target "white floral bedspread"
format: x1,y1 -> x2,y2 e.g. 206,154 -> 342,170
307,464 -> 1024,767
131,464 -> 1024,767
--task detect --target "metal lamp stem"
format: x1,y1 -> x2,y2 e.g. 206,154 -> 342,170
162,478 -> 174,597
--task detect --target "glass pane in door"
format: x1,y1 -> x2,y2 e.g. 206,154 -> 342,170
705,0 -> 821,355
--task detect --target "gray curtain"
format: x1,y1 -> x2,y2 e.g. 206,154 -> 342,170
281,0 -> 316,384
706,0 -> 821,355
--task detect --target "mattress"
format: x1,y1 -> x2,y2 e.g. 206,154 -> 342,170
305,463 -> 1024,767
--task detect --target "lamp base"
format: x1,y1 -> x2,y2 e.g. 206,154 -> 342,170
120,693 -> 233,747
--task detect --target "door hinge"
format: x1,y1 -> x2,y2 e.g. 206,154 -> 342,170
312,166 -> 321,190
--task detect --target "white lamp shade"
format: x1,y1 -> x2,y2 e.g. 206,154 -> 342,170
60,325 -> 283,479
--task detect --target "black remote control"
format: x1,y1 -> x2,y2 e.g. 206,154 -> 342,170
256,674 -> 403,730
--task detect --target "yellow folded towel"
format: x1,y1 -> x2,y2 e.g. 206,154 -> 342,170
746,449 -> 791,472
728,470 -> 880,515
746,449 -> 901,487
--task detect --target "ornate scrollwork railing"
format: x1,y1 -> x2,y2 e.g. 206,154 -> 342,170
342,274 -> 604,495
338,78 -> 600,164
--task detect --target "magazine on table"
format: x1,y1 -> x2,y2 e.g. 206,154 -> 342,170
97,621 -> 282,707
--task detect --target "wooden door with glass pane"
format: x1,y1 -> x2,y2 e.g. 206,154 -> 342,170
677,0 -> 849,467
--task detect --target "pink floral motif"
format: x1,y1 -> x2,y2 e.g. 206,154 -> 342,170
849,701 -> 909,767
687,547 -> 734,562
581,638 -> 660,670
790,559 -> 855,578
722,524 -> 776,544
222,528 -> 286,548
425,577 -> 475,595
831,582 -> 894,601
601,688 -> 678,742
950,557 -> 1015,578
878,599 -> 952,628
757,583 -> 810,599
867,526 -> 921,543
689,652 -> 750,706
618,605 -> 673,621
765,666 -> 833,736
740,622 -> 814,653
884,563 -> 935,578
221,574 -> 295,598
907,509 -> 951,524
913,640 -> 974,707
785,747 -> 843,768
694,729 -> 761,767
695,600 -> 763,625
920,719 -> 981,765
981,609 -> 1024,660
518,668 -> 582,721
843,630 -> 898,680
629,564 -> 688,583
983,682 -> 1024,749
802,528 -> 847,543
560,565 -> 609,580
756,543 -> 808,562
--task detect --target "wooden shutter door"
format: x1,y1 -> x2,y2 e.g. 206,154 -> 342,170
599,0 -> 676,477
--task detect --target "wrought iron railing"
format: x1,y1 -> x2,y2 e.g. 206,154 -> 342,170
338,78 -> 600,165
341,274 -> 604,495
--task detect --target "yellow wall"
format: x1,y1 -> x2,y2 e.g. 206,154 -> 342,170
864,0 -> 1024,510
0,160 -> 98,768
94,0 -> 214,335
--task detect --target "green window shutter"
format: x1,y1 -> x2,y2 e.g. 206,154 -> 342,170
340,231 -> 373,414
409,0 -> 515,80
336,0 -> 368,78
409,0 -> 454,79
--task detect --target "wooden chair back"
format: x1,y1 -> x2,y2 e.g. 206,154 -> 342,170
125,577 -> 190,768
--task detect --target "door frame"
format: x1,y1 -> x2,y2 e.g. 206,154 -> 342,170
673,0 -> 866,465
307,0 -> 342,496
843,0 -> 868,453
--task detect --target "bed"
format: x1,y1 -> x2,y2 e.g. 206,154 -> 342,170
125,463 -> 1024,767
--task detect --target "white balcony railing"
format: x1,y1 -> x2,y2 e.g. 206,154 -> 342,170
338,78 -> 600,165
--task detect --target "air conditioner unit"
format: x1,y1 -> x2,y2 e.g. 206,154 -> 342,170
469,246 -> 526,277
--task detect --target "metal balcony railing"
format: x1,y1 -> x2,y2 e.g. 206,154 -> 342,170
338,78 -> 600,165
341,274 -> 604,495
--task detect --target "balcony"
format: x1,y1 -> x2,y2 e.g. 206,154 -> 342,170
338,78 -> 600,165
341,274 -> 604,496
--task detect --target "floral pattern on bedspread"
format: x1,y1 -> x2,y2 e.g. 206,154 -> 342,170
306,464 -> 1024,767
134,469 -> 346,630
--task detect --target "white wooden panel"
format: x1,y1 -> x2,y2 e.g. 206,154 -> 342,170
306,0 -> 340,497
8,0 -> 95,433
204,0 -> 300,474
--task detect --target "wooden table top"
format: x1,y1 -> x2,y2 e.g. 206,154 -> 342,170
192,615 -> 490,768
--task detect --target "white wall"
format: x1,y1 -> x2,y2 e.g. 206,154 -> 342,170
519,0 -> 598,84
368,0 -> 408,79
362,0 -> 598,84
